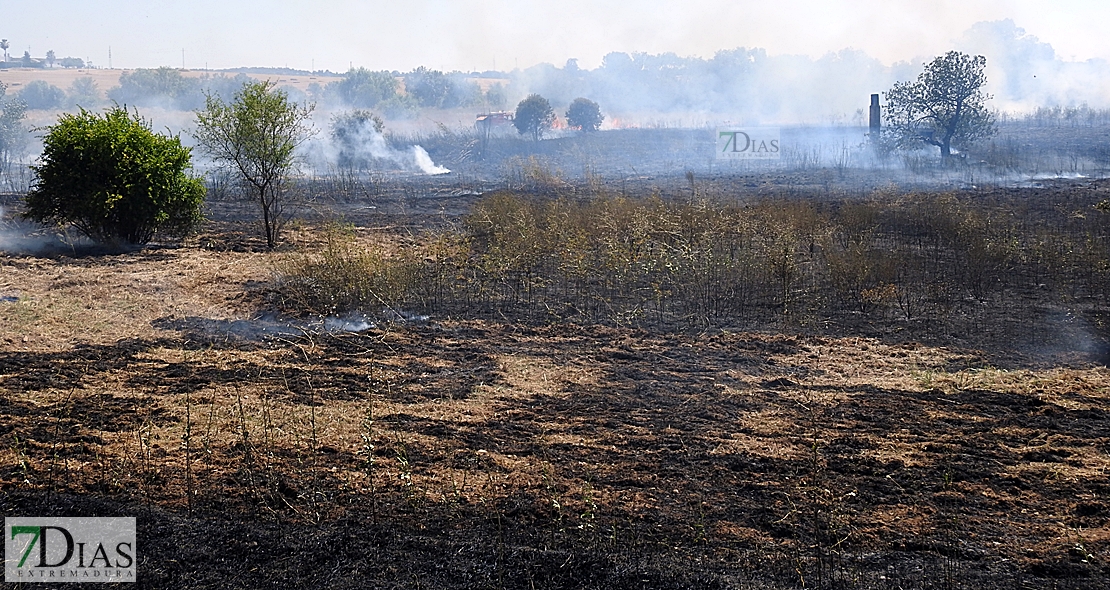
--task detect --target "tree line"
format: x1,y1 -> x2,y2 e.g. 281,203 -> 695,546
4,66 -> 507,115
16,50 -> 996,250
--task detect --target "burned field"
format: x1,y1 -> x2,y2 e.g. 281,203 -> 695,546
1,172 -> 1110,589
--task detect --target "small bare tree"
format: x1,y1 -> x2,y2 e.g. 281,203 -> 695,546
194,80 -> 314,248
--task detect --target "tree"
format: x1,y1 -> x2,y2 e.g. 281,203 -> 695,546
0,39 -> 8,62
485,84 -> 506,109
566,97 -> 603,132
194,80 -> 315,248
0,82 -> 29,170
377,94 -> 419,120
16,80 -> 65,110
197,72 -> 251,102
67,77 -> 101,108
513,94 -> 555,141
24,107 -> 205,245
330,109 -> 385,170
46,50 -> 55,68
333,68 -> 398,108
109,67 -> 203,110
405,66 -> 451,108
884,51 -> 995,158
445,76 -> 482,109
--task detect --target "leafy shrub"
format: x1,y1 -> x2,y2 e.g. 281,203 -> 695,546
66,77 -> 102,108
24,107 -> 205,245
16,80 -> 65,110
108,67 -> 203,110
566,97 -> 603,132
331,110 -> 386,170
331,68 -> 398,109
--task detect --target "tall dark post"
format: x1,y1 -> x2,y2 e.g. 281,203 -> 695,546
869,93 -> 881,138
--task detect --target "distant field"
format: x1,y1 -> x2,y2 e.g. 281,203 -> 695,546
0,67 -> 340,94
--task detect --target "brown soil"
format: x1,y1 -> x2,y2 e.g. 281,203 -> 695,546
1,190 -> 1108,589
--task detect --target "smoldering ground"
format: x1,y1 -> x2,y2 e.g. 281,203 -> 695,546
0,204 -> 96,256
302,109 -> 451,177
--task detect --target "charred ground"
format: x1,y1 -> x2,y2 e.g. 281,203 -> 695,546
1,173 -> 1109,589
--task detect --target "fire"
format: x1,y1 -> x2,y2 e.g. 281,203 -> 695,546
608,117 -> 637,129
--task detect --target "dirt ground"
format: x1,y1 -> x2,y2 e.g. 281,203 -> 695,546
1,186 -> 1109,589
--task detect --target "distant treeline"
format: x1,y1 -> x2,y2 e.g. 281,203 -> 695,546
0,52 -> 906,123
6,66 -> 508,117
13,17 -> 1110,125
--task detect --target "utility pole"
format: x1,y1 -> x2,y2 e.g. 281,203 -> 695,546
868,93 -> 881,144
108,46 -> 112,69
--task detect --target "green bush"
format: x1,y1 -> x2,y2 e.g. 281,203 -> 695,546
15,80 -> 65,110
513,94 -> 555,141
24,107 -> 205,245
566,97 -> 603,132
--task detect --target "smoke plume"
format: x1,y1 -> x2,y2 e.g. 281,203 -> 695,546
308,111 -> 450,175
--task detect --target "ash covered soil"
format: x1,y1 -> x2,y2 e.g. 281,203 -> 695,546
1,178 -> 1109,589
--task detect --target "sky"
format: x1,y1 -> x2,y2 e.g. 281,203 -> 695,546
4,0 -> 1110,73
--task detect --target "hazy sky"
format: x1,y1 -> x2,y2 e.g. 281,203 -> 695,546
5,0 -> 1109,72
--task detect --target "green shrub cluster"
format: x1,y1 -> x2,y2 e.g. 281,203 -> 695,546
24,107 -> 205,245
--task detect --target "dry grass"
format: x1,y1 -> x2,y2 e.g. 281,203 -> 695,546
2,217 -> 1109,587
0,246 -> 272,350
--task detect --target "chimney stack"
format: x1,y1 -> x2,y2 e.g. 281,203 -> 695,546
869,93 -> 881,138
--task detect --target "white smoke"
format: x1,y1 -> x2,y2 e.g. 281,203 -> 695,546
0,204 -> 93,255
324,314 -> 375,332
956,20 -> 1110,112
0,205 -> 19,253
307,111 -> 450,175
411,145 -> 450,175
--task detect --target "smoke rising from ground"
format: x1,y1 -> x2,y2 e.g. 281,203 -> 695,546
306,110 -> 450,175
0,204 -> 94,255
